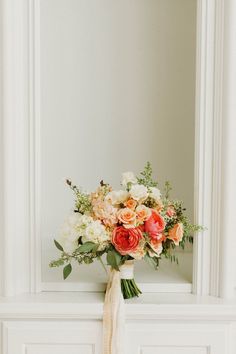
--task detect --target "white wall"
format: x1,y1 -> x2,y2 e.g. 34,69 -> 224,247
40,0 -> 197,284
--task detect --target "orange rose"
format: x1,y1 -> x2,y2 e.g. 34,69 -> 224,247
117,208 -> 136,228
167,223 -> 184,245
125,199 -> 137,210
136,205 -> 151,222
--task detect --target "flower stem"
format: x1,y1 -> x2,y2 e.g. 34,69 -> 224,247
120,278 -> 142,299
98,256 -> 108,276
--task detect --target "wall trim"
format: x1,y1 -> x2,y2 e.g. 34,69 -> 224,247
0,293 -> 236,320
193,0 -> 225,297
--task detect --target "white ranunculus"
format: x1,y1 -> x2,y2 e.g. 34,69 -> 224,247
105,190 -> 129,205
85,220 -> 110,243
149,187 -> 161,202
121,171 -> 137,187
130,184 -> 148,202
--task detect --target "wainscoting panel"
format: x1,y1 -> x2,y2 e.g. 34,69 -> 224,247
140,347 -> 208,354
2,321 -> 102,354
126,322 -> 228,354
25,344 -> 93,354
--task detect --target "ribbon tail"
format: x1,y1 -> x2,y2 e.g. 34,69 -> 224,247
103,269 -> 125,354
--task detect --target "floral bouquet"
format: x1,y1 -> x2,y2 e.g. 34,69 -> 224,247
50,162 -> 201,299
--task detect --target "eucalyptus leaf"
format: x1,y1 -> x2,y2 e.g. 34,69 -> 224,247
63,263 -> 72,279
54,239 -> 64,252
144,254 -> 158,269
92,243 -> 99,252
106,250 -> 121,271
78,242 -> 96,253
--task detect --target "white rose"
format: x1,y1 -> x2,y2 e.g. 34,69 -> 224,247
121,171 -> 137,187
130,184 -> 148,202
105,190 -> 129,205
85,220 -> 110,243
149,187 -> 161,202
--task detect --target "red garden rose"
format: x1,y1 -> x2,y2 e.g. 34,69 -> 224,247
144,210 -> 165,240
112,226 -> 143,255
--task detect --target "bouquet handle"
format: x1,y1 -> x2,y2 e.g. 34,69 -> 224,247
103,268 -> 125,354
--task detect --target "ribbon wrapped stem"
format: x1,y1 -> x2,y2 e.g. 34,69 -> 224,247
103,261 -> 142,353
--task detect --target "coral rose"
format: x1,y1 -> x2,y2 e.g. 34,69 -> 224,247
144,210 -> 165,239
117,208 -> 136,228
112,226 -> 143,255
167,223 -> 184,245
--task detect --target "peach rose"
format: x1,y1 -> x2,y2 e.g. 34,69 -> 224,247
112,226 -> 143,255
136,205 -> 151,222
148,238 -> 163,257
117,207 -> 136,228
167,223 -> 184,245
130,246 -> 146,260
125,199 -> 137,210
144,210 -> 165,240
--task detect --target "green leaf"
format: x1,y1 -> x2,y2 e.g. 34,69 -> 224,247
144,254 -> 158,269
54,239 -> 64,252
63,263 -> 72,279
78,242 -> 96,253
92,243 -> 99,252
106,250 -> 122,271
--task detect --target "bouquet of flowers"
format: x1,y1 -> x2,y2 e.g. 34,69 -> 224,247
50,162 -> 201,299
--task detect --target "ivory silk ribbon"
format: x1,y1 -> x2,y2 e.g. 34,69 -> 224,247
103,261 -> 134,354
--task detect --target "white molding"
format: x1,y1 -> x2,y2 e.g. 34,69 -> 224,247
0,0 -> 4,297
28,0 -> 42,293
41,281 -> 192,294
0,293 -> 236,321
1,0 -> 31,296
193,0 -> 225,297
0,0 -> 229,297
210,0 -> 225,297
1,0 -> 42,296
219,0 -> 236,299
